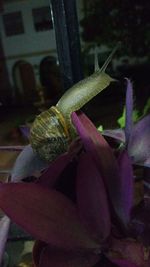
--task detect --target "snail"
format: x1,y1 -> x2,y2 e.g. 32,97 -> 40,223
30,46 -> 118,162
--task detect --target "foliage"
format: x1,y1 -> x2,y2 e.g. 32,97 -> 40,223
81,0 -> 150,57
103,79 -> 150,167
117,107 -> 139,128
0,80 -> 150,266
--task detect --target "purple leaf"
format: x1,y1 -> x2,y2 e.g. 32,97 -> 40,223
128,114 -> 150,165
33,241 -> 100,267
125,79 -> 133,144
102,129 -> 125,143
19,125 -> 30,139
72,112 -> 128,226
71,112 -> 119,181
76,152 -> 111,242
0,216 -> 10,266
0,183 -> 99,251
11,145 -> 48,181
37,152 -> 72,187
117,150 -> 134,224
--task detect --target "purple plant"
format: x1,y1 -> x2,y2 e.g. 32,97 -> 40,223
103,79 -> 150,168
0,111 -> 149,266
0,144 -> 48,266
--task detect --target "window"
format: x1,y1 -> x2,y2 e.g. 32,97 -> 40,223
2,11 -> 24,36
32,6 -> 53,32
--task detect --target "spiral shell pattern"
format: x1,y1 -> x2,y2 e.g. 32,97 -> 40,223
30,106 -> 70,162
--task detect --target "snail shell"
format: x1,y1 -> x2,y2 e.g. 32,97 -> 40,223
30,106 -> 71,162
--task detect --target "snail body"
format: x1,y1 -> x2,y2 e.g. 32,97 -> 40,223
30,46 -> 118,162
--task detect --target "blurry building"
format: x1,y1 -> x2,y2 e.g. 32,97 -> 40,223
0,0 -> 84,106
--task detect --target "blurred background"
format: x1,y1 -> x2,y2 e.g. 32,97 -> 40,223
0,1 -> 150,265
0,0 -> 150,130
